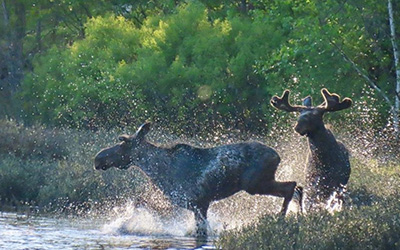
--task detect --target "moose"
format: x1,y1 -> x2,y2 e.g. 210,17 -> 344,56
271,88 -> 352,212
94,122 -> 297,236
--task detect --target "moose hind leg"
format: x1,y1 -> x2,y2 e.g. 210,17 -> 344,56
293,186 -> 304,214
246,180 -> 297,215
273,181 -> 297,215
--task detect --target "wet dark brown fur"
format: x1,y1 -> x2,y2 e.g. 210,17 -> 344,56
94,122 -> 297,236
271,88 -> 352,212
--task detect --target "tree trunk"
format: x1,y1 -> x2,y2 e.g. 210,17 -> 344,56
1,0 -> 8,24
0,0 -> 26,118
388,0 -> 400,135
240,0 -> 247,14
8,0 -> 26,91
36,18 -> 42,54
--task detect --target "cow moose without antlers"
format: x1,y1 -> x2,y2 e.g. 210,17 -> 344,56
94,122 -> 297,236
271,88 -> 352,212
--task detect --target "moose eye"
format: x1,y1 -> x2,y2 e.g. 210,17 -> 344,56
118,142 -> 128,148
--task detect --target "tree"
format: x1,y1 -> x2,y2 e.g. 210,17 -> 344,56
388,0 -> 400,135
0,0 -> 26,117
20,2 -> 290,132
9,0 -> 400,136
0,0 -> 114,118
254,0 -> 399,133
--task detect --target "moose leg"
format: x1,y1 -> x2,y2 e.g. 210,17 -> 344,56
270,181 -> 297,215
193,203 -> 209,237
246,180 -> 297,215
294,186 -> 304,214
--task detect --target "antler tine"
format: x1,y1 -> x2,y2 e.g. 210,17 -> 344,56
270,90 -> 304,112
319,88 -> 352,112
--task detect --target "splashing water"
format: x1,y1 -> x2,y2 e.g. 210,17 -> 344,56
102,202 -> 196,237
325,186 -> 347,214
100,190 -> 295,238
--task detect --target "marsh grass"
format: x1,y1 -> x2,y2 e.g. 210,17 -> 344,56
217,159 -> 400,249
217,197 -> 400,250
1,119 -> 399,249
0,120 -> 148,214
0,119 -> 68,160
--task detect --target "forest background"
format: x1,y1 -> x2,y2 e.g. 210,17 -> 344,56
1,0 -> 399,135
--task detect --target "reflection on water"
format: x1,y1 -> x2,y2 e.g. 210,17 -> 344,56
0,212 -> 215,249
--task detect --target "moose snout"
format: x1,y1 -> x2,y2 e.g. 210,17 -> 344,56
94,156 -> 104,170
294,123 -> 307,136
94,151 -> 110,170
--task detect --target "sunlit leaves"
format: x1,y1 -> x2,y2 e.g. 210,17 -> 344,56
20,0 -> 400,132
21,2 -> 282,131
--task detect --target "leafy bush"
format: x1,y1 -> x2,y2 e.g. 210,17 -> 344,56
22,1 -> 368,134
0,155 -> 54,205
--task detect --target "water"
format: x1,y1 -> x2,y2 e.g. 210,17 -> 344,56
0,211 -> 215,249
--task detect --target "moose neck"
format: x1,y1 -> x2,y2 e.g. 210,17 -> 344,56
306,126 -> 339,155
133,141 -> 172,184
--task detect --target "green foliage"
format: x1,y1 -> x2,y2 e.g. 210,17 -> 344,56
19,0 -> 399,133
0,0 -> 398,134
21,2 -> 289,132
253,0 -> 396,128
21,15 -> 145,128
0,155 -> 53,204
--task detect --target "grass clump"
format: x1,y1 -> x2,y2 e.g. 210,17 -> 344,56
218,198 -> 400,250
217,158 -> 400,249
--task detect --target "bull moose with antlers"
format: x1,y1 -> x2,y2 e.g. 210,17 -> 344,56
271,88 -> 352,212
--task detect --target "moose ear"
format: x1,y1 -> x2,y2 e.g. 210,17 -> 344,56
303,96 -> 312,107
135,122 -> 151,140
119,134 -> 132,142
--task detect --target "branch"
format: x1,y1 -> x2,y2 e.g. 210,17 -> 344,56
396,90 -> 400,99
388,0 -> 400,133
388,0 -> 400,101
1,0 -> 8,26
329,39 -> 393,107
79,3 -> 92,19
60,6 -> 81,32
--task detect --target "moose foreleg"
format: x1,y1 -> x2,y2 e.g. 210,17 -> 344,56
193,203 -> 210,237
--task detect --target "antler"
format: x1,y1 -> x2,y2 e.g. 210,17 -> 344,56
270,90 -> 305,112
318,88 -> 352,112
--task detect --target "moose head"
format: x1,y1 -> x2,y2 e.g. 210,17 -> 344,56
94,122 -> 151,170
270,88 -> 352,136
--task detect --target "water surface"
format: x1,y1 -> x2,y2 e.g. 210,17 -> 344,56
0,212 -> 215,249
